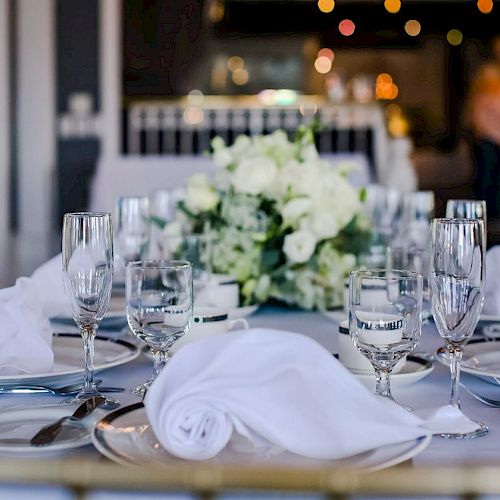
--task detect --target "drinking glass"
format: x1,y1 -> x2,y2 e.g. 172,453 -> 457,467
430,218 -> 487,438
446,199 -> 487,244
349,269 -> 422,403
387,246 -> 431,321
126,260 -> 193,396
62,212 -> 119,408
400,191 -> 435,249
115,196 -> 150,278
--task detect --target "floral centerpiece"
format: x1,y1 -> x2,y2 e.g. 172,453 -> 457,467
161,127 -> 370,310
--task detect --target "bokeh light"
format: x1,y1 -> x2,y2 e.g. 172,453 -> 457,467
314,56 -> 333,74
232,68 -> 249,85
183,108 -> 204,125
187,89 -> 204,106
317,0 -> 335,13
339,19 -> 355,36
477,0 -> 493,14
384,0 -> 401,14
227,56 -> 244,72
404,20 -> 421,36
447,29 -> 463,46
318,48 -> 335,62
208,0 -> 225,22
376,73 -> 398,100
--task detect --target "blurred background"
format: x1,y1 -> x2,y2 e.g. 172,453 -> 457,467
0,0 -> 498,286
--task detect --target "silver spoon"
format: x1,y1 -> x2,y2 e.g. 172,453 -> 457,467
0,380 -> 124,396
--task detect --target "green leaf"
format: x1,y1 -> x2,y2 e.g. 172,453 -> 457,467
359,187 -> 367,203
150,215 -> 167,229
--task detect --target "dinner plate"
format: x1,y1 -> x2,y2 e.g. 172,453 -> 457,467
320,309 -> 347,323
0,333 -> 140,387
350,354 -> 435,389
436,338 -> 500,383
228,304 -> 260,320
0,403 -> 103,457
92,403 -> 431,472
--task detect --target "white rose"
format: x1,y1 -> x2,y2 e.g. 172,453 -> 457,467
213,148 -> 233,169
309,210 -> 340,240
283,230 -> 317,264
230,157 -> 278,196
184,174 -> 219,213
281,198 -> 312,226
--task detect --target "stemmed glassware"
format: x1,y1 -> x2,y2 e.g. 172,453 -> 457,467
349,269 -> 422,403
429,218 -> 487,438
446,199 -> 487,222
126,260 -> 193,396
62,212 -> 119,408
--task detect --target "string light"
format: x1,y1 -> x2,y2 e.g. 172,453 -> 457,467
317,0 -> 335,13
339,19 -> 355,36
208,0 -> 224,22
227,56 -> 244,72
384,0 -> 401,14
318,48 -> 335,62
232,68 -> 249,86
447,29 -> 463,46
404,20 -> 421,37
314,56 -> 333,74
477,0 -> 493,14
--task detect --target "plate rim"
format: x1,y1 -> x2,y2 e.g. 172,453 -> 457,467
92,403 -> 432,471
0,332 -> 140,384
436,338 -> 500,378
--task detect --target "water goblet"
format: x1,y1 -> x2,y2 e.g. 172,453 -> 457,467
430,218 -> 487,438
126,260 -> 193,396
349,269 -> 422,404
62,212 -> 119,409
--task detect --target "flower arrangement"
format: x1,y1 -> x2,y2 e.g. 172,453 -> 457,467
162,127 -> 370,310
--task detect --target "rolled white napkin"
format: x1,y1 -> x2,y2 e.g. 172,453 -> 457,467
145,328 -> 429,461
483,245 -> 500,315
0,277 -> 54,375
31,253 -> 71,318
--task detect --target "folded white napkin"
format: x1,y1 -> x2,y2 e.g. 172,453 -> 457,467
483,245 -> 500,315
0,277 -> 54,375
31,253 -> 71,318
145,328 -> 429,461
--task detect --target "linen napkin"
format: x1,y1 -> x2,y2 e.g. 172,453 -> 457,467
145,328 -> 429,461
483,245 -> 500,315
31,253 -> 71,318
0,277 -> 54,375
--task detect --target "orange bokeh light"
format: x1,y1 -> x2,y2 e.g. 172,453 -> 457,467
318,0 -> 335,13
477,0 -> 493,13
339,19 -> 355,36
314,56 -> 333,74
384,0 -> 401,14
404,19 -> 421,36
318,48 -> 335,62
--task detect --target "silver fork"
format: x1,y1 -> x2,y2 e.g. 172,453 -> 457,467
459,382 -> 500,408
0,380 -> 124,396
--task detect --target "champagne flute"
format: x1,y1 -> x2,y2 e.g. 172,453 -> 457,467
126,260 -> 193,396
430,218 -> 487,438
62,212 -> 119,408
349,269 -> 422,404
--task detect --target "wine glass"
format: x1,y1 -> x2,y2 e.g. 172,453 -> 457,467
387,246 -> 432,321
349,269 -> 422,404
430,218 -> 487,438
446,199 -> 487,244
399,191 -> 435,249
62,212 -> 119,408
126,260 -> 193,396
114,196 -> 150,280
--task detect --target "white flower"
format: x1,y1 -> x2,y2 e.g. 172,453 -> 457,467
184,173 -> 219,214
230,157 -> 278,196
309,210 -> 340,240
255,274 -> 271,301
283,230 -> 317,264
281,198 -> 311,226
213,148 -> 233,169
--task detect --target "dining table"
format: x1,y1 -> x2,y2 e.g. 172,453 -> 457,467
1,304 -> 500,499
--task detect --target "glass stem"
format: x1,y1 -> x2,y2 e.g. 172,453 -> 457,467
81,325 -> 97,391
374,367 -> 393,400
149,349 -> 168,384
448,343 -> 463,409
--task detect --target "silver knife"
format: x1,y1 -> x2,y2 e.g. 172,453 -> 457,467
30,396 -> 106,446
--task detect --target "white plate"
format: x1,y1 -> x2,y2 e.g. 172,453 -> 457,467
480,314 -> 500,322
436,339 -> 500,383
320,309 -> 347,323
0,403 -> 102,457
0,333 -> 140,387
350,355 -> 435,389
228,304 -> 260,320
92,403 -> 431,472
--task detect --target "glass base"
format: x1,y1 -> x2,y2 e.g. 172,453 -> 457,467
63,388 -> 120,410
132,381 -> 151,398
434,421 -> 488,439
